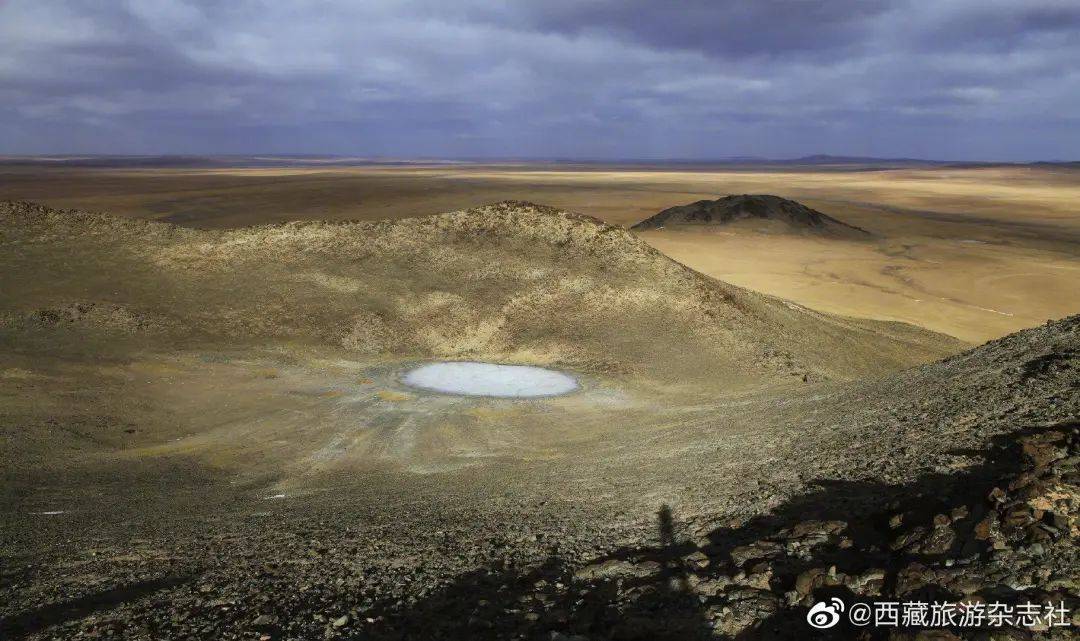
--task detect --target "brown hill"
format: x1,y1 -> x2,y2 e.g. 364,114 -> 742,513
0,200 -> 954,386
631,194 -> 870,237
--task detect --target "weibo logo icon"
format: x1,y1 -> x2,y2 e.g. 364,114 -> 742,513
806,597 -> 845,629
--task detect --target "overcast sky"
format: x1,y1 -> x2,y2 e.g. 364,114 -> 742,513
1,1 -> 1078,160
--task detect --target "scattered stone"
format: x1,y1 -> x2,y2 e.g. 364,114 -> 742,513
549,632 -> 589,641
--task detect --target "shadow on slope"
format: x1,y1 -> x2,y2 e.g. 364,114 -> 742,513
0,575 -> 195,639
356,421 -> 1077,640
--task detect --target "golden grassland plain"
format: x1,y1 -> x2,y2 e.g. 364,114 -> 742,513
2,163 -> 1078,343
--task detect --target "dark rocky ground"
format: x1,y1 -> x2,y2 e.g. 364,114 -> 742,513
1,315 -> 1077,641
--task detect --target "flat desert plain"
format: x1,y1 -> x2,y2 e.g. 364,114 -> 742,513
3,162 -> 1077,343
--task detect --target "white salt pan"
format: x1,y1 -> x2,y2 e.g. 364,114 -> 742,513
402,362 -> 579,398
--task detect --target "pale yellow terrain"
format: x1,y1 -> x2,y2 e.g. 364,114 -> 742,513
2,163 -> 1078,342
642,228 -> 1078,344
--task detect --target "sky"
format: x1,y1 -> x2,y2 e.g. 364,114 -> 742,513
1,1 -> 1078,161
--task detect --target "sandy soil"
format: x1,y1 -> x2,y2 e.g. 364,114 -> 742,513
642,229 -> 1078,343
2,163 -> 1076,342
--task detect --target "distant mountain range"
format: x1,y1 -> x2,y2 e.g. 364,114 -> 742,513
0,154 -> 1075,168
0,155 -> 472,168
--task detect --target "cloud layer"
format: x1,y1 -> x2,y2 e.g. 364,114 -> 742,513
1,0 -> 1077,160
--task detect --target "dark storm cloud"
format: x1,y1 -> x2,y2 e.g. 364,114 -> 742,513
0,0 -> 1077,160
497,0 -> 893,59
910,2 -> 1080,52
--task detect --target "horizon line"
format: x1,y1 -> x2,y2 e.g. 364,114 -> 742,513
1,153 -> 1077,166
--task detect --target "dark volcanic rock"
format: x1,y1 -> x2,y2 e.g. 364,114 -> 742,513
630,194 -> 870,237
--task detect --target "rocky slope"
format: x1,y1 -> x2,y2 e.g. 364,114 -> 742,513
630,195 -> 870,237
